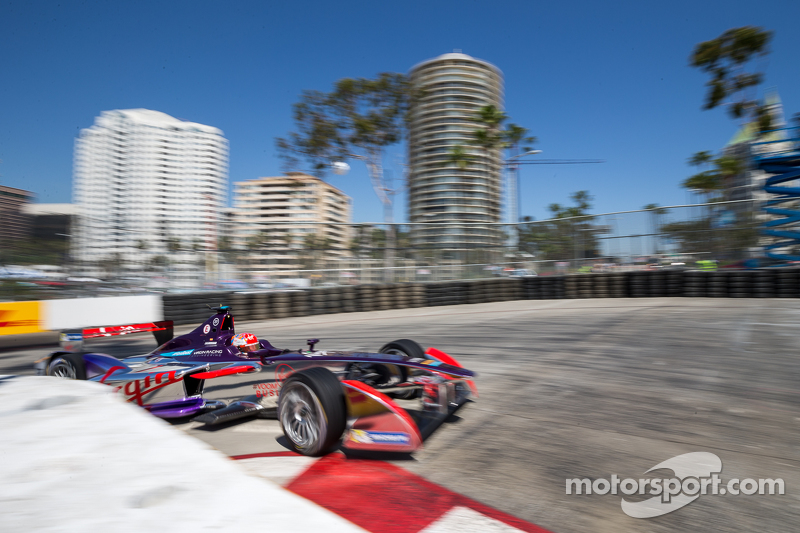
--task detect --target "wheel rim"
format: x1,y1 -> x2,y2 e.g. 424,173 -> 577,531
49,358 -> 76,379
280,381 -> 326,453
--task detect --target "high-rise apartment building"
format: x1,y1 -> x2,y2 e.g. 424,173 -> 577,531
72,109 -> 229,265
408,52 -> 504,251
233,173 -> 352,277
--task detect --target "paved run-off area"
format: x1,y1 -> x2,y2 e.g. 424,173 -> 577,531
3,298 -> 800,533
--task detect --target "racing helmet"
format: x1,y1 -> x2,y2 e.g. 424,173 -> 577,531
232,332 -> 260,354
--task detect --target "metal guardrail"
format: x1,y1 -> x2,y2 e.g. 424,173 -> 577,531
2,199 -> 766,296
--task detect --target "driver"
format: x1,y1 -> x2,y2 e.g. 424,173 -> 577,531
232,332 -> 260,356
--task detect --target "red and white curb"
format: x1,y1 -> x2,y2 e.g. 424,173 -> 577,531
233,452 -> 553,533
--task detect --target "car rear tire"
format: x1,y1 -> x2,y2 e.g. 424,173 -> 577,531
278,367 -> 346,456
379,339 -> 425,360
46,353 -> 87,380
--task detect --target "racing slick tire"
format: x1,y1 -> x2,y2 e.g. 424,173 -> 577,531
278,367 -> 346,456
379,339 -> 425,360
46,353 -> 87,380
379,339 -> 426,399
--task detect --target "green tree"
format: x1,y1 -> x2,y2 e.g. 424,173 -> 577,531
444,144 -> 474,170
471,105 -> 507,184
519,191 -> 602,261
691,26 -> 774,132
682,152 -> 745,202
643,203 -> 668,255
276,73 -> 416,198
149,255 -> 168,270
166,236 -> 181,253
300,232 -> 333,270
246,231 -> 268,252
276,72 -> 420,278
504,123 -> 537,155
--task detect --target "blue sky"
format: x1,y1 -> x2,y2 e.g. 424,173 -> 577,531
2,0 -> 800,223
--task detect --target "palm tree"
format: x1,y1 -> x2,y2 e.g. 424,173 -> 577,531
643,203 -> 667,255
504,123 -> 537,155
688,150 -> 713,168
444,144 -> 474,170
471,106 -> 509,244
684,151 -> 721,204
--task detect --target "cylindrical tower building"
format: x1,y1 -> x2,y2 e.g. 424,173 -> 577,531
407,52 -> 504,254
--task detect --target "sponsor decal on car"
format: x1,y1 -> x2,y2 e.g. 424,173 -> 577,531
115,370 -> 182,406
253,382 -> 282,397
275,364 -> 295,382
205,341 -> 217,346
212,318 -> 220,326
349,430 -> 411,445
203,324 -> 211,334
193,349 -> 224,356
421,360 -> 442,366
162,349 -> 194,357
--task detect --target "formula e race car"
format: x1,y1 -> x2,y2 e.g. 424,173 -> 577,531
34,306 -> 477,456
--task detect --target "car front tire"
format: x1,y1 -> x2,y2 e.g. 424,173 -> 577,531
278,367 -> 346,456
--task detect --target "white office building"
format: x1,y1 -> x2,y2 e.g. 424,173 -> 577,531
72,109 -> 229,274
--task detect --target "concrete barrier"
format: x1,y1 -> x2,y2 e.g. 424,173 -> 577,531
0,376 -> 363,532
45,295 -> 163,331
10,269 -> 800,349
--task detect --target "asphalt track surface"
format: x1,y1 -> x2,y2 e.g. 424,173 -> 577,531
4,298 -> 800,533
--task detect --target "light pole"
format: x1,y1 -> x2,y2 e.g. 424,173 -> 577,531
505,150 -> 542,249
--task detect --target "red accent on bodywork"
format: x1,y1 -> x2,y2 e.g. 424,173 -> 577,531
425,347 -> 461,367
99,365 -> 127,383
425,348 -> 478,398
83,320 -> 173,339
115,370 -> 181,406
341,380 -> 422,444
191,366 -> 256,380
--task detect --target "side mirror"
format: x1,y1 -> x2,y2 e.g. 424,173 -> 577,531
307,338 -> 319,351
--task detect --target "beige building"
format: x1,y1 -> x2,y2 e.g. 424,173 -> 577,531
233,173 -> 352,277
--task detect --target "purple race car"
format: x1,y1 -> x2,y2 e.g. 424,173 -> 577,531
34,306 -> 477,456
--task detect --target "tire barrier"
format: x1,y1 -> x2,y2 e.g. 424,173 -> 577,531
754,269 -> 776,298
609,273 -> 627,298
163,291 -> 234,325
593,273 -> 609,298
708,271 -> 728,298
777,269 -> 798,298
666,270 -> 684,297
683,271 -> 708,298
729,271 -> 751,298
426,281 -> 468,307
158,269 -> 800,326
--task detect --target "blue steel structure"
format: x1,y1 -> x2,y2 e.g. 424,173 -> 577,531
753,128 -> 800,261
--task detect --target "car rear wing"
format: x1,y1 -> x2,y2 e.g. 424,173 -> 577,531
60,321 -> 174,351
